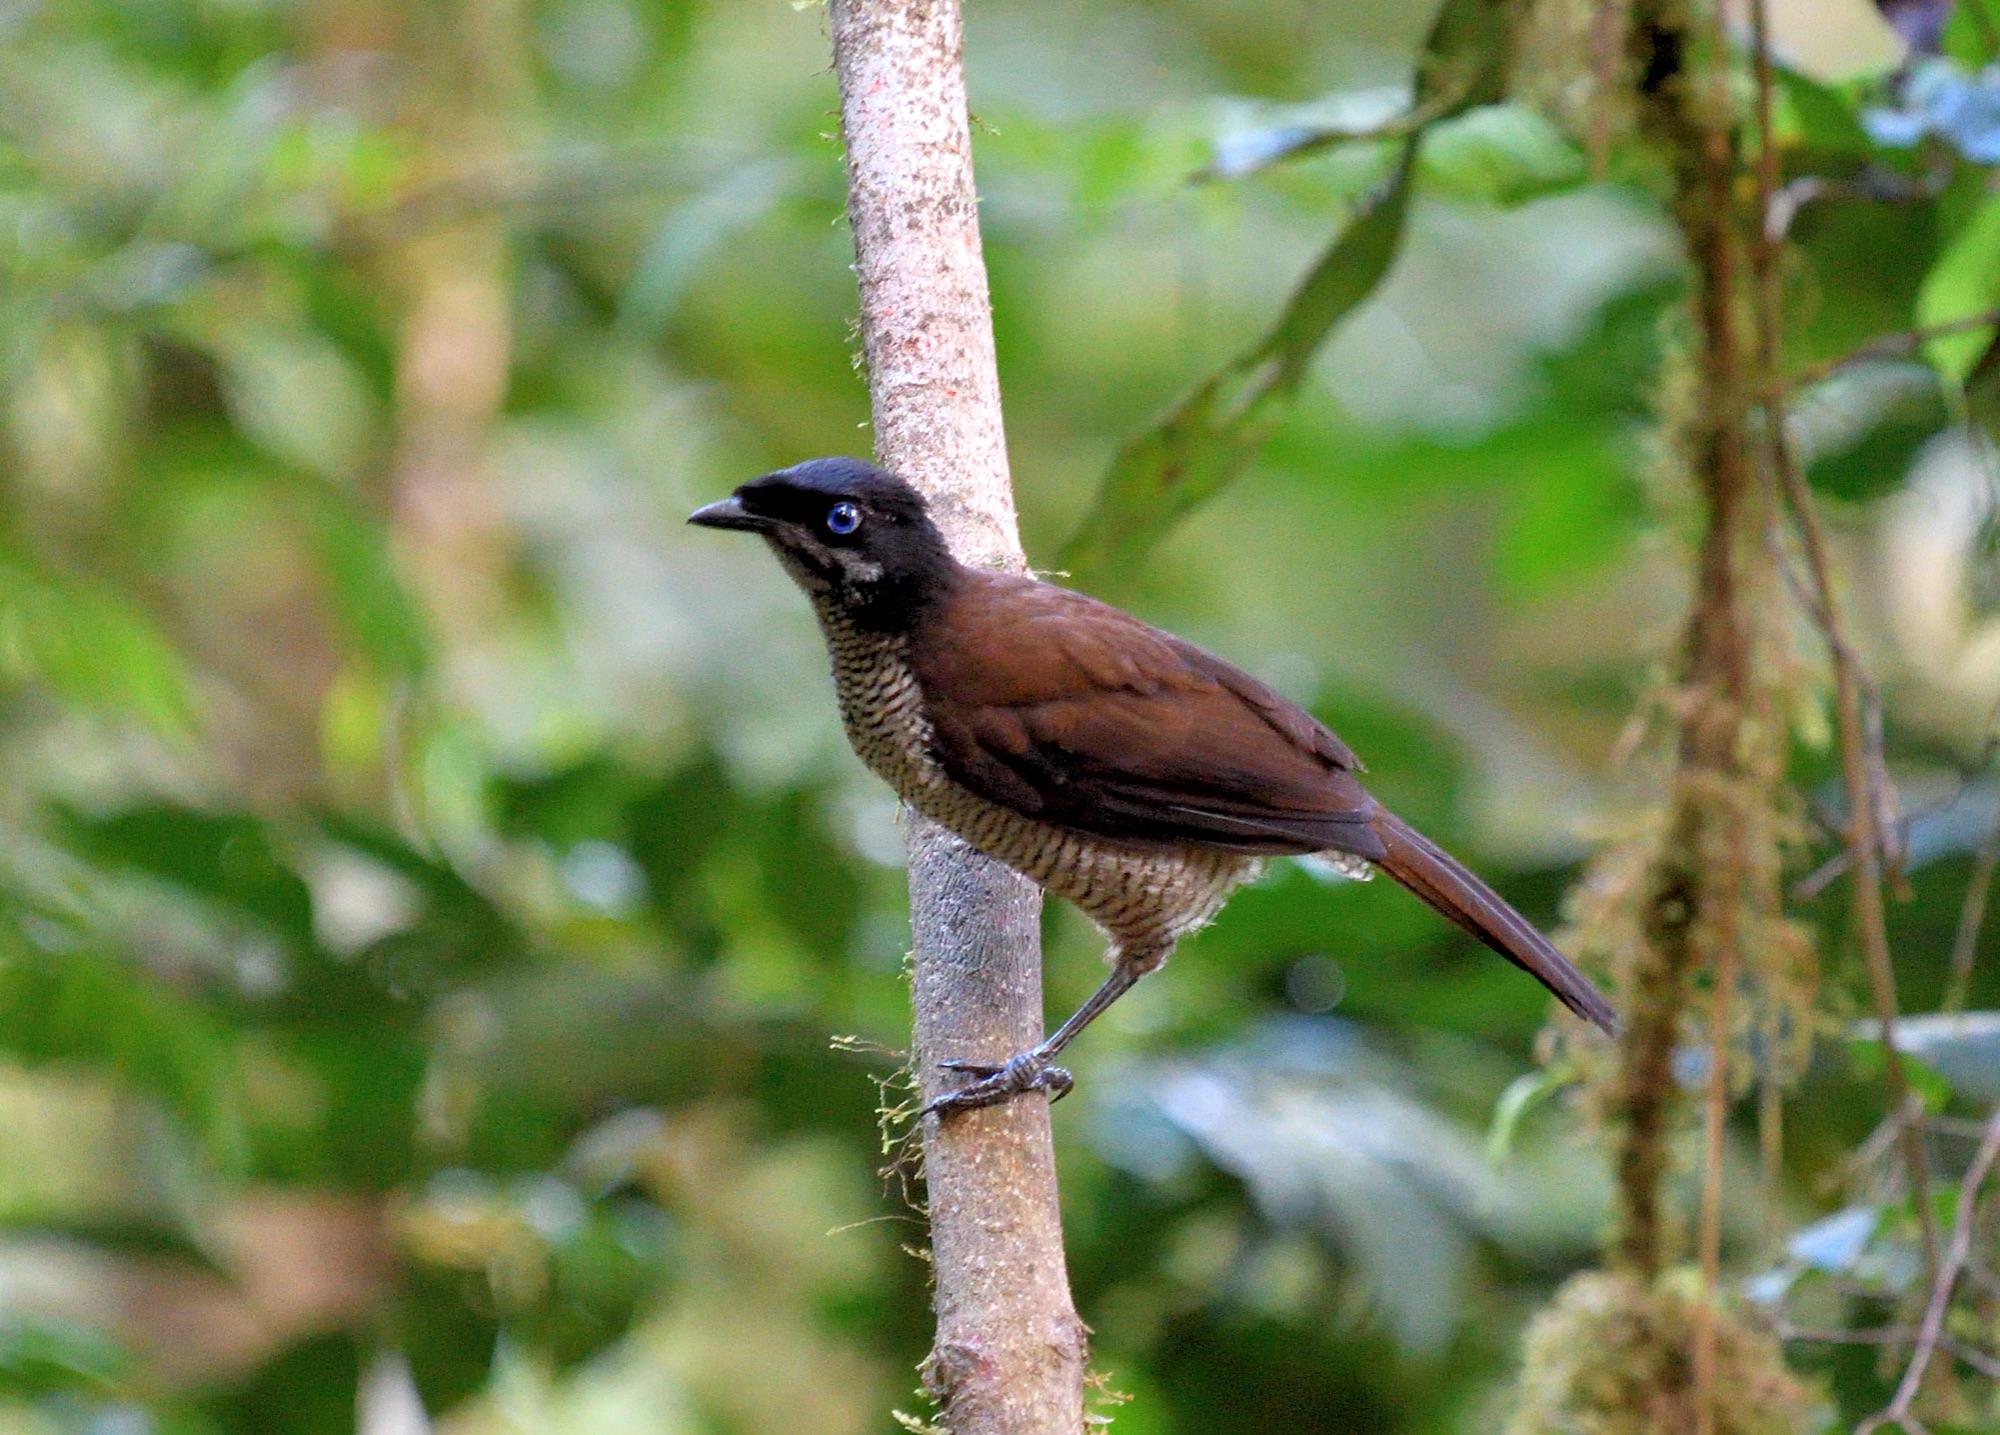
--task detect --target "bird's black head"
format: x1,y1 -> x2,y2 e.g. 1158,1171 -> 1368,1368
688,458 -> 956,630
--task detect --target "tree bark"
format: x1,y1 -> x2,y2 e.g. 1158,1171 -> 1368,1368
826,3 -> 1088,1433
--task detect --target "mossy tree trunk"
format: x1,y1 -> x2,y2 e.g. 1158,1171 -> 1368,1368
826,2 -> 1089,1432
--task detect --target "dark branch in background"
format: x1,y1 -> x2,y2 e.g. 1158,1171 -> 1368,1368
1965,322 -> 2000,444
1944,808 -> 2000,1013
1694,12 -> 1789,1378
826,3 -> 1087,1432
1779,1319 -> 2000,1380
1694,839 -> 1739,1435
1058,0 -> 1522,587
1783,307 -> 2000,393
1748,1 -> 1941,1281
1612,0 -> 1768,1291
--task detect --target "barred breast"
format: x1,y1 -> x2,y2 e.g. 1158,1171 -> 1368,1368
816,607 -> 1258,961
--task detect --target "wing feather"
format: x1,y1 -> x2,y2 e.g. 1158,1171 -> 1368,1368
911,574 -> 1382,858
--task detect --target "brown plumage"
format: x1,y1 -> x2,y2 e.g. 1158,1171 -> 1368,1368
691,458 -> 1616,1113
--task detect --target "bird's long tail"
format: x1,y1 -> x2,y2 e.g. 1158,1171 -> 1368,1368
1370,809 -> 1618,1034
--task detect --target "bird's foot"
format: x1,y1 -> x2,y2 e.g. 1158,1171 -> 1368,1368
924,1052 -> 1074,1116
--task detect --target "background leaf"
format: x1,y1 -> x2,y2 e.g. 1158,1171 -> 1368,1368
1917,189 -> 2000,382
0,1 -> 1984,1431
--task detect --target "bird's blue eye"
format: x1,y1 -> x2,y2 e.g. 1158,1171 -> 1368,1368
826,502 -> 862,535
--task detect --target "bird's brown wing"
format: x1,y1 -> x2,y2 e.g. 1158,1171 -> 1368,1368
910,572 -> 1618,1034
910,573 -> 1385,858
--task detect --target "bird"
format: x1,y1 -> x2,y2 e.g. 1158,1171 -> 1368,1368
690,457 -> 1616,1115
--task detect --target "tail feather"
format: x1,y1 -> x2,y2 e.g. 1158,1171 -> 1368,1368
1370,810 -> 1617,1035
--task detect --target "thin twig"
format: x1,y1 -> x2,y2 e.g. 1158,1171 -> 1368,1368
1760,1012 -> 1786,1259
1785,308 -> 2000,394
1746,0 -> 1941,1282
1924,1114 -> 2000,1140
1769,413 -> 1939,1275
1775,1322 -> 2000,1380
1944,1334 -> 2000,1379
1775,1322 -> 1920,1347
1764,176 -> 1831,244
1694,925 -> 1737,1435
1794,749 -> 1986,906
1868,694 -> 1912,900
1961,1258 -> 2000,1298
1759,476 -> 1904,909
1764,162 -> 1950,248
1944,743 -> 2000,1023
1586,0 -> 1628,177
1858,1105 -> 2000,1434
1191,71 -> 1473,182
1825,1102 -> 1924,1204
1944,805 -> 2000,1014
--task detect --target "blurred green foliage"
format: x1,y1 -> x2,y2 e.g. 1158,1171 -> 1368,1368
0,0 -> 1994,1432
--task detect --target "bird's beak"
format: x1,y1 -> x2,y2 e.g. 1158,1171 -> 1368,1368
687,495 -> 769,532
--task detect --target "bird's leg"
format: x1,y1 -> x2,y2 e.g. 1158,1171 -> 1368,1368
924,943 -> 1166,1117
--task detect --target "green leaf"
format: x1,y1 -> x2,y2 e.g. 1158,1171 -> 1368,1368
1847,1030 -> 1956,1112
315,812 -> 528,983
1493,422 -> 1637,599
1803,362 -> 1952,501
205,1332 -> 360,1435
1059,142 -> 1417,581
1064,0 -> 1524,577
0,1318 -> 132,1397
526,1200 -> 671,1369
1415,0 -> 1518,115
1266,154 -> 1417,383
1201,105 -> 1416,182
1945,0 -> 2000,66
0,1063 -> 210,1253
1419,104 -> 1587,208
58,805 -> 316,943
0,938 -> 242,1165
0,558 -> 193,732
1197,0 -> 1518,180
616,159 -> 795,337
299,487 -> 430,678
1965,329 -> 2000,447
1916,191 -> 2000,383
215,325 -> 378,483
1774,66 -> 1872,155
1486,1062 -> 1576,1162
399,1265 -> 499,1415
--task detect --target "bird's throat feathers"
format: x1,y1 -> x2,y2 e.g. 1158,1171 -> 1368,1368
768,529 -> 959,636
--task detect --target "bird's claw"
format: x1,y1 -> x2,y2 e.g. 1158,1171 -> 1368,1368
925,1054 -> 1074,1116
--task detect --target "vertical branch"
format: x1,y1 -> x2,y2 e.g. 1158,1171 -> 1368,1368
1743,0 -> 1939,1275
1943,814 -> 2000,1014
826,4 -> 1088,1433
1758,1025 -> 1785,1256
1693,927 -> 1736,1435
1613,0 -> 1765,1284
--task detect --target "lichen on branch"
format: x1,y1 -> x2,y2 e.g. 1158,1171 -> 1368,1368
1523,3 -> 1816,1428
